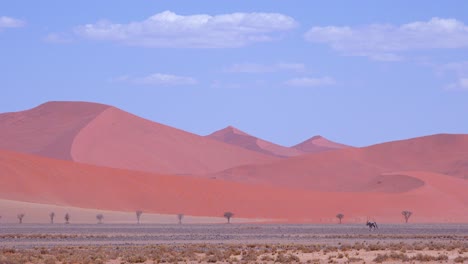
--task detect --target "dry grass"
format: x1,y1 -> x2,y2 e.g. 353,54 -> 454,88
0,241 -> 466,263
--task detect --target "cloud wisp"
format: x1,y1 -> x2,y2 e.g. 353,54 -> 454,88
113,73 -> 197,86
0,16 -> 26,29
284,76 -> 336,87
438,61 -> 468,91
75,10 -> 297,48
305,17 -> 468,61
226,63 -> 306,73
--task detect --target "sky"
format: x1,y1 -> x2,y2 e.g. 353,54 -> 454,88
1,0 -> 468,147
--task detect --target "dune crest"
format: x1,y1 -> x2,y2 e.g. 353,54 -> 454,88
207,126 -> 304,157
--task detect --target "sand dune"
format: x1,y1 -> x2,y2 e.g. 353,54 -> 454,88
0,149 -> 466,223
213,134 -> 468,191
207,126 -> 304,157
293,135 -> 350,153
0,102 -> 276,175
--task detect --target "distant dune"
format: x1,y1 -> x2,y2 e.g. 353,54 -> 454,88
293,135 -> 350,153
207,126 -> 304,157
212,134 -> 468,191
207,126 -> 350,157
0,102 -> 276,175
0,149 -> 466,223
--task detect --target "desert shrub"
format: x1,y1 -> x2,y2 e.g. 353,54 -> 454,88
373,252 -> 410,263
275,253 -> 300,263
124,255 -> 147,263
347,256 -> 363,262
411,253 -> 448,262
454,256 -> 468,263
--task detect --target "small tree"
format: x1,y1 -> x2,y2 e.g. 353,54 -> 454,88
177,213 -> 184,224
17,213 -> 25,224
96,214 -> 104,224
336,213 -> 344,224
64,213 -> 70,224
49,212 -> 55,224
136,210 -> 143,224
402,210 -> 412,223
224,212 -> 234,224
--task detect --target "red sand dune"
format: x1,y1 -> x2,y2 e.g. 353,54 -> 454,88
293,135 -> 349,153
212,134 -> 468,191
0,149 -> 466,223
206,126 -> 304,157
0,102 -> 276,175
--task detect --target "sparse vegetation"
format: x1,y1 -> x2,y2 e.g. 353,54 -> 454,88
64,213 -> 70,224
17,213 -> 24,224
177,213 -> 184,224
402,210 -> 413,223
336,213 -> 344,224
96,214 -> 104,224
135,210 -> 143,224
49,212 -> 55,224
223,211 -> 234,223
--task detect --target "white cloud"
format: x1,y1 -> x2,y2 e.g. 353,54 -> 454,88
75,10 -> 297,48
43,33 -> 73,43
305,17 -> 468,61
226,62 -> 306,73
0,16 -> 25,29
113,73 -> 197,86
445,78 -> 468,91
438,61 -> 468,91
284,77 -> 336,87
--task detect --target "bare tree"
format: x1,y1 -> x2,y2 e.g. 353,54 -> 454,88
336,213 -> 344,224
177,213 -> 184,224
96,214 -> 104,224
223,212 -> 234,224
49,212 -> 55,224
17,213 -> 25,224
136,210 -> 143,224
401,210 -> 412,223
64,213 -> 70,224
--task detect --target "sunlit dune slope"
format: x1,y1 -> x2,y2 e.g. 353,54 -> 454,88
0,102 -> 276,175
212,134 -> 468,191
207,126 -> 304,157
0,149 -> 466,223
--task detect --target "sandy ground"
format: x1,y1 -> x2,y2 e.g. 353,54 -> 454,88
0,223 -> 467,263
0,199 -> 261,224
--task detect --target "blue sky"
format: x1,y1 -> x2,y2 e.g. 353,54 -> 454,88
1,0 -> 468,147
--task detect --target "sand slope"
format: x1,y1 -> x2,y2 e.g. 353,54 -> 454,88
0,102 -> 276,175
206,126 -> 304,157
212,134 -> 468,191
0,101 -> 108,160
0,149 -> 466,223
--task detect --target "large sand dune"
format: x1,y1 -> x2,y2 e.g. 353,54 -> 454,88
293,135 -> 350,153
0,102 -> 276,175
0,149 -> 466,223
212,134 -> 468,191
206,126 -> 304,157
207,126 -> 349,157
